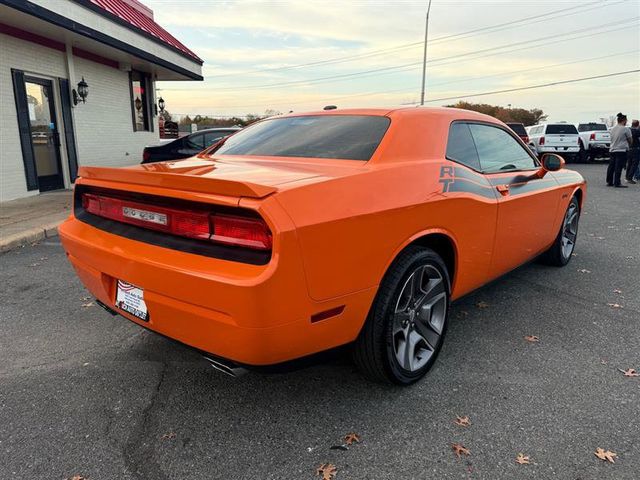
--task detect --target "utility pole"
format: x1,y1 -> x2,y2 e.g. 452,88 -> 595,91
420,0 -> 433,106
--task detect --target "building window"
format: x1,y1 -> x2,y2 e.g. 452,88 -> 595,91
130,71 -> 150,131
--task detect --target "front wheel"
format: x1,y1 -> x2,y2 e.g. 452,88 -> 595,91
353,246 -> 451,385
540,196 -> 580,266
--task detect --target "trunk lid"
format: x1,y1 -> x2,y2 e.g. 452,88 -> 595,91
78,156 -> 358,199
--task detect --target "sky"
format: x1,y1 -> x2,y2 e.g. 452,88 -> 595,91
148,0 -> 640,123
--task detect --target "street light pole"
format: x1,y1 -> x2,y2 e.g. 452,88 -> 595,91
420,0 -> 433,106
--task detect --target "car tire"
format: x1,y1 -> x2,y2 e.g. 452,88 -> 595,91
578,142 -> 589,163
353,246 -> 451,385
539,196 -> 580,266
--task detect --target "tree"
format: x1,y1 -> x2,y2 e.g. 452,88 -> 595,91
445,101 -> 547,126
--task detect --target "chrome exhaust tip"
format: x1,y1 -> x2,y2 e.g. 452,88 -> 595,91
203,355 -> 248,377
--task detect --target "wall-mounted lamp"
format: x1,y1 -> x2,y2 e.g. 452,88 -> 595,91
158,96 -> 165,113
135,96 -> 142,112
72,77 -> 89,105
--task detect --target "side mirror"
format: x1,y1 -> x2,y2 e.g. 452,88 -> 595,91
534,153 -> 565,178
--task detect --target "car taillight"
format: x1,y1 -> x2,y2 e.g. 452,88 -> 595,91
524,136 -> 529,144
142,149 -> 151,162
589,133 -> 595,141
539,136 -> 545,146
212,214 -> 272,250
81,193 -> 271,250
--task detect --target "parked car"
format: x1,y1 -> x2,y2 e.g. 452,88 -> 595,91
142,127 -> 241,163
60,108 -> 585,385
506,122 -> 529,144
527,123 -> 580,162
576,122 -> 610,162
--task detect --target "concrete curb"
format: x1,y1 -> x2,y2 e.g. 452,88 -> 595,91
0,221 -> 63,254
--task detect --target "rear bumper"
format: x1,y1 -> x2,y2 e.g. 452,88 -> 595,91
59,216 -> 374,365
587,143 -> 610,151
538,146 -> 579,154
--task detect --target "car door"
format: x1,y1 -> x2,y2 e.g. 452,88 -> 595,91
467,123 -> 563,278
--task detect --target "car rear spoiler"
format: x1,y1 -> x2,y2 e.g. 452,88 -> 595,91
77,166 -> 278,199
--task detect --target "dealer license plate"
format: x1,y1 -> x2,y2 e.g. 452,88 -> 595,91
115,280 -> 149,321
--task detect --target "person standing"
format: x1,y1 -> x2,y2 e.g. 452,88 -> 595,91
627,119 -> 640,184
607,113 -> 632,188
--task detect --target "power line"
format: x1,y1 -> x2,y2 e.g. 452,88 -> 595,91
206,49 -> 640,110
171,69 -> 639,117
413,69 -> 640,104
198,18 -> 640,91
203,0 -> 622,79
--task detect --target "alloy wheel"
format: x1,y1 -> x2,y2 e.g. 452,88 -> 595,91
561,202 -> 579,260
392,264 -> 447,372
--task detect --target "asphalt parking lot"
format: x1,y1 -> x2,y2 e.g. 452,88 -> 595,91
1,163 -> 638,480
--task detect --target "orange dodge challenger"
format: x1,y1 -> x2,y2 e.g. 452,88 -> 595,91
60,107 -> 586,385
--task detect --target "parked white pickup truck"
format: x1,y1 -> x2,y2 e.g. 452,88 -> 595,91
527,123 -> 580,162
577,123 -> 610,162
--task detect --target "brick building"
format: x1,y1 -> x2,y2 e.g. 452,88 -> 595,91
0,0 -> 202,201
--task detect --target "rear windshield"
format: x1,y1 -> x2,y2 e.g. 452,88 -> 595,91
506,123 -> 527,136
578,123 -> 607,132
213,115 -> 390,161
546,124 -> 578,134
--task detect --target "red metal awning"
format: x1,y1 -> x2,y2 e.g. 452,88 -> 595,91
88,0 -> 202,63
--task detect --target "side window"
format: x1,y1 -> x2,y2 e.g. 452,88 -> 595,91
446,122 -> 480,170
469,124 -> 537,173
130,71 -> 151,132
186,133 -> 204,150
204,132 -> 225,148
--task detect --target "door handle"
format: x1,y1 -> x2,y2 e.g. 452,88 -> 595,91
496,184 -> 510,195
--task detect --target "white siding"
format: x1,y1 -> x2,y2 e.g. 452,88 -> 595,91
0,33 -> 67,201
0,34 -> 159,201
72,56 -> 159,169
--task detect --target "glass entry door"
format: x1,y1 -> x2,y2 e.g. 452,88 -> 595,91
25,78 -> 64,191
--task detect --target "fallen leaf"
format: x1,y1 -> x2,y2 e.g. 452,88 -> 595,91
316,463 -> 337,480
81,302 -> 94,308
577,269 -> 591,274
515,453 -> 530,465
607,303 -> 623,309
594,448 -> 617,463
524,335 -> 540,343
452,443 -> 470,458
613,289 -> 622,294
618,368 -> 639,377
344,433 -> 360,445
67,476 -> 87,480
455,416 -> 471,427
161,432 -> 176,440
476,301 -> 489,309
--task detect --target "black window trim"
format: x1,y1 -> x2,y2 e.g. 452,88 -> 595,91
445,119 -> 540,175
129,70 -> 152,132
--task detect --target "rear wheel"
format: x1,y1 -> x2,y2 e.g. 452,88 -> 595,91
578,142 -> 589,163
540,196 -> 580,266
353,246 -> 450,385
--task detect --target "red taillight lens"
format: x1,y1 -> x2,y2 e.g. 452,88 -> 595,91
524,136 -> 529,144
212,214 -> 272,250
539,136 -> 545,145
81,193 -> 271,250
143,149 -> 151,162
589,133 -> 595,141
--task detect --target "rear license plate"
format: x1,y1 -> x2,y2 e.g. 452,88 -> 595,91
115,280 -> 149,321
